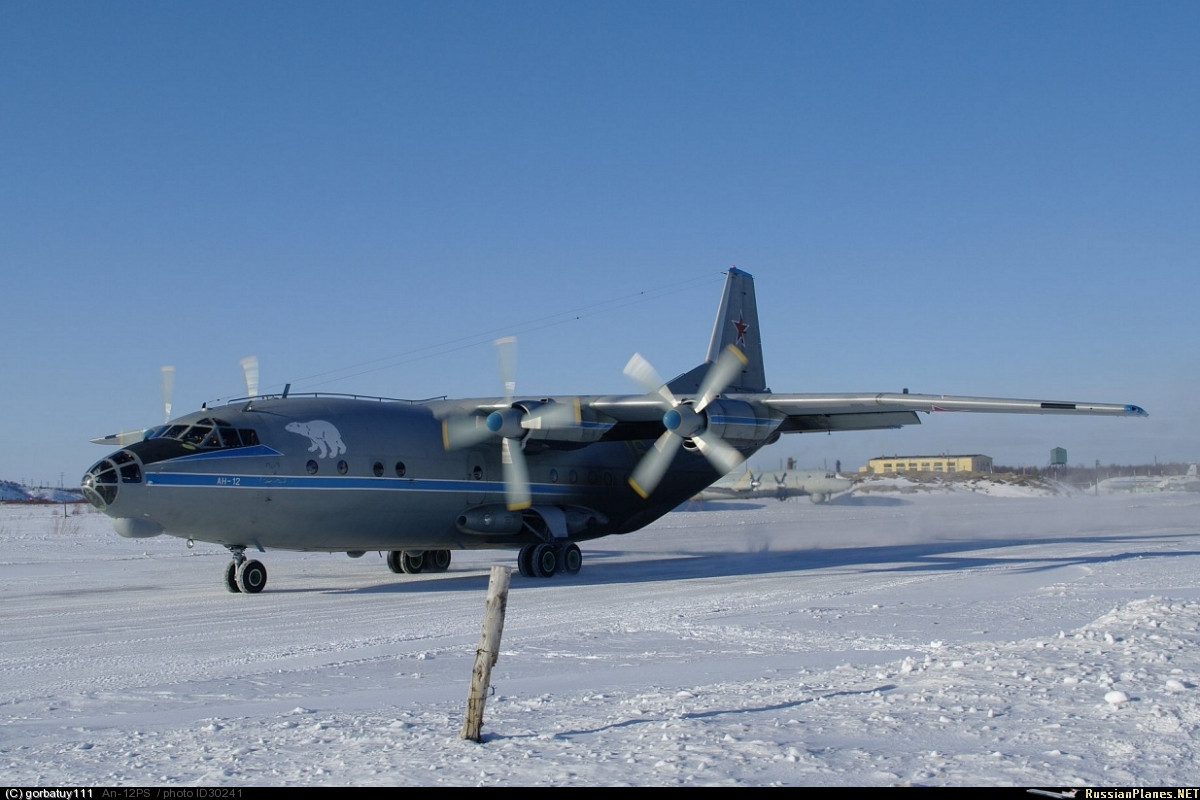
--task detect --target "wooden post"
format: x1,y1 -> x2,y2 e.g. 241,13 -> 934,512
460,565 -> 512,742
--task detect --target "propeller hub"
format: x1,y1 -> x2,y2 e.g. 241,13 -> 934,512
662,404 -> 703,438
486,408 -> 526,439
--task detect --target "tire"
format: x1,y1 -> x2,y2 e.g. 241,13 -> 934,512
236,559 -> 267,593
517,545 -> 535,578
426,549 -> 452,571
386,550 -> 404,574
400,550 -> 425,574
224,561 -> 241,593
532,543 -> 558,577
561,543 -> 582,575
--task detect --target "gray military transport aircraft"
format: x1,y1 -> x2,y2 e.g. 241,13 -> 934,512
81,268 -> 1148,593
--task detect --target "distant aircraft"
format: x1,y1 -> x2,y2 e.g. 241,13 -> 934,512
1098,463 -> 1198,494
769,469 -> 854,504
1096,474 -> 1163,493
81,268 -> 1148,593
1158,463 -> 1200,492
692,464 -> 764,501
695,464 -> 852,504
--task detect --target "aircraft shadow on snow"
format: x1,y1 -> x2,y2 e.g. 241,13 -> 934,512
312,530 -> 1200,596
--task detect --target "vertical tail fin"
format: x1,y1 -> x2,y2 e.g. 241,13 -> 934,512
669,267 -> 769,394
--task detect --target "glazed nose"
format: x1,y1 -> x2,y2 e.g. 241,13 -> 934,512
80,450 -> 143,510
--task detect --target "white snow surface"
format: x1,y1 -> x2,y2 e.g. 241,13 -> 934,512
3,481 -> 1199,787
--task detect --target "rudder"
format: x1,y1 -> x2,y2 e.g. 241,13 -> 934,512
668,267 -> 768,394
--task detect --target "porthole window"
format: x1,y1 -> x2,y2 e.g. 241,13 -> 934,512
373,461 -> 384,477
395,461 -> 406,477
306,460 -> 318,475
568,469 -> 578,484
337,460 -> 349,475
549,468 -> 559,483
472,465 -> 483,480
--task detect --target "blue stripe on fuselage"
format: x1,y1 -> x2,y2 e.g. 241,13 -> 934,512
143,472 -> 588,496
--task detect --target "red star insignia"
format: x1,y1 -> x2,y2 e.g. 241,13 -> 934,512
732,313 -> 750,346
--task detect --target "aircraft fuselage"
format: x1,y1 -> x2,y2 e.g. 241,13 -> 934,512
83,394 -> 725,553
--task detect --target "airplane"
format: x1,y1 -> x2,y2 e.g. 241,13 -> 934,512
1097,472 -> 1167,493
693,464 -> 852,504
1097,463 -> 1198,494
768,468 -> 853,504
691,463 -> 764,501
1158,463 -> 1200,492
80,268 -> 1149,593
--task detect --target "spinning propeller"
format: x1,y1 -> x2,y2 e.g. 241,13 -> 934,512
623,344 -> 748,498
441,337 -> 581,511
160,365 -> 176,424
239,355 -> 260,397
91,357 -> 259,446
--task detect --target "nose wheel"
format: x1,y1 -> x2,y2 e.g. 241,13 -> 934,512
224,547 -> 268,594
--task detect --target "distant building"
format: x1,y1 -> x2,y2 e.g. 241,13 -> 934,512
859,454 -> 994,475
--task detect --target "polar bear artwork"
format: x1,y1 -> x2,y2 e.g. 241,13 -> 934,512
285,420 -> 347,458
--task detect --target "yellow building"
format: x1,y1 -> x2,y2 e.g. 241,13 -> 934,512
859,454 -> 993,475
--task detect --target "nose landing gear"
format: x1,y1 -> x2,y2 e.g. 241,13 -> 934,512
224,546 -> 267,594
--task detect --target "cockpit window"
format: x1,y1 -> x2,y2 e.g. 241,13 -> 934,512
149,418 -> 260,450
181,424 -> 210,445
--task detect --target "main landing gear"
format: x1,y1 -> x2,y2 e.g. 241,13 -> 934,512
386,549 -> 453,575
224,546 -> 267,594
517,541 -> 582,578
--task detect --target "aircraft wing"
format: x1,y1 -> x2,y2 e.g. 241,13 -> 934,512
446,390 -> 1146,445
761,392 -> 1148,434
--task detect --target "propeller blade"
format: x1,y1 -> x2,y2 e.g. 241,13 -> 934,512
161,366 -> 176,423
623,353 -> 677,407
501,437 -> 531,510
692,430 -> 745,475
239,355 -> 259,397
628,431 -> 682,499
694,345 -> 747,411
495,336 -> 517,403
90,430 -> 148,446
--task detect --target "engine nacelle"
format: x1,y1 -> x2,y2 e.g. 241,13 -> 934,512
698,399 -> 782,445
518,399 -> 613,444
456,504 -> 609,537
112,517 -> 164,539
457,507 -> 526,535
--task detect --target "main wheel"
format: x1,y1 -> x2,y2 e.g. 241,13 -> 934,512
561,543 -> 582,575
532,543 -> 558,577
400,550 -> 425,574
426,549 -> 452,571
236,559 -> 267,593
517,544 -> 535,578
386,550 -> 404,574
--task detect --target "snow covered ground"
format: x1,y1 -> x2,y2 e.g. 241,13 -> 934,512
2,480 -> 1198,787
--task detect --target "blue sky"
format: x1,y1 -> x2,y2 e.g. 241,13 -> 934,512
3,1 -> 1197,487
